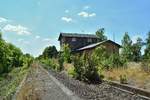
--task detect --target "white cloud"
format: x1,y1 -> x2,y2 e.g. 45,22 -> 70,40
78,12 -> 89,18
89,13 -> 96,17
0,17 -> 9,23
83,6 -> 90,10
78,11 -> 96,18
35,35 -> 40,39
61,17 -> 73,23
3,24 -> 31,35
65,10 -> 69,13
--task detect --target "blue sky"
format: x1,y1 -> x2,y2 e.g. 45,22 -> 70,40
0,0 -> 150,57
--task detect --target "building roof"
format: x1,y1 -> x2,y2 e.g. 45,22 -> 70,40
58,33 -> 99,40
76,40 -> 121,51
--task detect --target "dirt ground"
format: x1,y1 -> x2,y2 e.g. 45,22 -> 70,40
15,63 -> 77,100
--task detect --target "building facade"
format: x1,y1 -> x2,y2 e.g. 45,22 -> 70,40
58,33 -> 121,54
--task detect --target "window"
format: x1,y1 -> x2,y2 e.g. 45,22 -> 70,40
72,38 -> 76,42
88,38 -> 92,42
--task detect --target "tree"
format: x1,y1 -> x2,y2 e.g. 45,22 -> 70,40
96,28 -> 107,41
132,37 -> 143,62
0,32 -> 31,74
92,46 -> 107,68
0,31 -> 2,40
144,32 -> 150,60
42,46 -> 58,59
62,44 -> 71,63
121,32 -> 132,61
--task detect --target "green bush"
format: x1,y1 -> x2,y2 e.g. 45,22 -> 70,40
73,53 -> 102,83
62,44 -> 71,63
58,53 -> 64,71
141,60 -> 150,73
73,55 -> 84,81
120,75 -> 128,84
67,67 -> 76,78
107,54 -> 125,69
40,59 -> 58,70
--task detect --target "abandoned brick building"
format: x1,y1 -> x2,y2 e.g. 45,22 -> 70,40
58,33 -> 121,54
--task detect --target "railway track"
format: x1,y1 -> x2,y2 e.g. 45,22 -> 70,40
44,64 -> 150,100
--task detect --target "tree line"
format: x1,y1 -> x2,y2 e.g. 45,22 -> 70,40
0,32 -> 33,74
38,28 -> 150,83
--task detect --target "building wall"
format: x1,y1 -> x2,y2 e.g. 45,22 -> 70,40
60,37 -> 100,51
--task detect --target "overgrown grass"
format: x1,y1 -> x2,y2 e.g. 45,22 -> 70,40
0,65 -> 30,99
40,58 -> 59,71
103,64 -> 150,91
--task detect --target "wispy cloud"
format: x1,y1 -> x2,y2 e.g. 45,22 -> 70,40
78,11 -> 96,18
0,17 -> 9,23
3,24 -> 32,35
61,17 -> 73,23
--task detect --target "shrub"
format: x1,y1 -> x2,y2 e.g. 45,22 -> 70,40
73,55 -> 84,81
120,74 -> 128,84
73,52 -> 102,83
141,60 -> 150,73
67,67 -> 76,78
62,44 -> 71,63
58,53 -> 64,71
107,54 -> 125,69
40,59 -> 58,70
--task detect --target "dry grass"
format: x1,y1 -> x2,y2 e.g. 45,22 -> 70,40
103,64 -> 150,91
63,62 -> 74,71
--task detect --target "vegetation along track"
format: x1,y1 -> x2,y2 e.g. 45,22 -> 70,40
44,64 -> 150,100
14,63 -> 150,100
14,63 -> 81,100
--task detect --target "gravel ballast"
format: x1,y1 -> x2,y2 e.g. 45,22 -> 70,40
48,69 -> 149,100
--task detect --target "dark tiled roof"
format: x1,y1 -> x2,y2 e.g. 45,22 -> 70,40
58,33 -> 99,40
76,40 -> 121,51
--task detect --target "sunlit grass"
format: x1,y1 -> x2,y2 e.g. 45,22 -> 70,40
103,64 -> 150,91
0,65 -> 29,98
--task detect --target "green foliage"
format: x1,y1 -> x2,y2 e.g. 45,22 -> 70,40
73,52 -> 102,83
58,53 -> 64,71
132,37 -> 143,62
121,32 -> 133,61
40,58 -> 58,70
107,54 -> 125,69
0,65 -> 29,98
144,32 -> 150,60
92,46 -> 107,68
0,33 -> 33,74
62,44 -> 71,63
96,28 -> 107,41
141,60 -> 150,73
73,55 -> 84,81
67,67 -> 76,78
120,75 -> 128,84
42,46 -> 58,59
0,31 -> 2,40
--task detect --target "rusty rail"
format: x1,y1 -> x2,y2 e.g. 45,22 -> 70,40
105,80 -> 150,99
